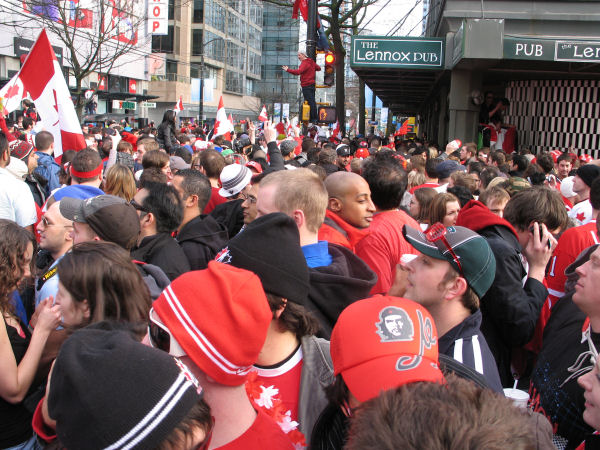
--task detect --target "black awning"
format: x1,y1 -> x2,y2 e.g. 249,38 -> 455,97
352,67 -> 444,115
92,91 -> 159,101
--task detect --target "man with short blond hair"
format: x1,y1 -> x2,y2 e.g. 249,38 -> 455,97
257,168 -> 376,338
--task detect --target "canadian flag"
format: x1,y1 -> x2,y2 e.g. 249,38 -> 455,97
174,95 -> 184,113
394,120 -> 409,137
331,120 -> 342,141
0,30 -> 85,157
228,113 -> 235,132
258,105 -> 268,122
212,96 -> 232,141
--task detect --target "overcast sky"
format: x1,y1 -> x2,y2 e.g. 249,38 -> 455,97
360,0 -> 425,37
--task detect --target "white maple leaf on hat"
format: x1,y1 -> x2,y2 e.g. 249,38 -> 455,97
256,385 -> 279,409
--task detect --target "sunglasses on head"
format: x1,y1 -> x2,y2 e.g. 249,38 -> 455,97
148,308 -> 186,357
425,223 -> 464,277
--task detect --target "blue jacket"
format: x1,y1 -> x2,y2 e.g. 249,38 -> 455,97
35,151 -> 61,195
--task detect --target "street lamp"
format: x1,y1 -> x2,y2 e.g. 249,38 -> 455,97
199,35 -> 228,128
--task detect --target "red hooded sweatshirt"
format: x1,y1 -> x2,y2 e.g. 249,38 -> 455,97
456,199 -> 518,238
286,58 -> 321,87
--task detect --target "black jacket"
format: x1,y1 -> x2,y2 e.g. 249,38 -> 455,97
24,172 -> 47,207
529,244 -> 600,449
307,243 -> 377,339
478,223 -> 548,386
176,214 -> 228,270
439,310 -> 503,393
209,199 -> 244,238
457,200 -> 548,387
156,122 -> 178,153
131,233 -> 190,281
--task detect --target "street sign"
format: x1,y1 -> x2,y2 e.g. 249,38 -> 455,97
351,36 -> 445,69
141,102 -> 157,108
112,100 -> 137,110
368,120 -> 378,125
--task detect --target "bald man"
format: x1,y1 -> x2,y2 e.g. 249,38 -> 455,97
318,171 -> 376,251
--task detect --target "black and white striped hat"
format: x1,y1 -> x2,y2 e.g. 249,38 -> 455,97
48,326 -> 202,450
218,163 -> 252,198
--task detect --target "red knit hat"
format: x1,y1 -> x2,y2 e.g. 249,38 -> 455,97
330,296 -> 444,403
10,140 -> 34,161
153,261 -> 272,386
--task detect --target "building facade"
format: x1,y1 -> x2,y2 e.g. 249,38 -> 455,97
149,0 -> 263,124
257,3 -> 302,120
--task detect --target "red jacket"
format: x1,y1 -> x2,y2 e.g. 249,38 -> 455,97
318,209 -> 369,251
286,58 -> 321,87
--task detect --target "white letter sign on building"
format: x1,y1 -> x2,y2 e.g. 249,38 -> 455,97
147,0 -> 169,35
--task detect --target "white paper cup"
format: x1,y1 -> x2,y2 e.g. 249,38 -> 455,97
503,388 -> 529,409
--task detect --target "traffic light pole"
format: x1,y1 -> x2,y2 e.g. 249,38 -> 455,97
307,0 -> 318,61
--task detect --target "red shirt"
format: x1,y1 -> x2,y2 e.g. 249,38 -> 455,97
355,210 -> 420,295
409,182 -> 439,195
218,408 -> 294,450
246,346 -> 305,447
204,186 -> 227,214
546,220 -> 598,307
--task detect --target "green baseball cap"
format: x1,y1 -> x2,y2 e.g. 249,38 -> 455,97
402,224 -> 496,299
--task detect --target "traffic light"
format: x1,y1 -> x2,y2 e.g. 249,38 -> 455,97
324,51 -> 335,87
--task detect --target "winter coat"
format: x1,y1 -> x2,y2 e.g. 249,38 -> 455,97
131,232 -> 190,281
307,243 -> 377,339
457,200 -> 548,386
156,122 -> 178,153
285,58 -> 321,87
176,214 -> 229,270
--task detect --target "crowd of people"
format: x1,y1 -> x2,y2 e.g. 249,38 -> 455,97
1,105 -> 600,449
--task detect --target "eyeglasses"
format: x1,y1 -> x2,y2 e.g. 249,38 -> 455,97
425,223 -> 464,277
40,216 -> 73,228
130,199 -> 149,213
148,308 -> 186,357
239,192 -> 257,204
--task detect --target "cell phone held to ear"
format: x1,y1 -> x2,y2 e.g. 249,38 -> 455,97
529,223 -> 552,250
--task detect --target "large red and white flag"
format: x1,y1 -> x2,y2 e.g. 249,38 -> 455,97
228,113 -> 235,132
212,96 -> 232,140
0,75 -> 28,114
3,30 -> 85,157
174,96 -> 183,113
258,105 -> 268,122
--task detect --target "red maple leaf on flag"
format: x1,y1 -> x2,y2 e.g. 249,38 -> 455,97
576,212 -> 586,223
5,84 -> 20,99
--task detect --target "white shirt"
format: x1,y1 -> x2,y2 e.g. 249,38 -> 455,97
0,166 -> 37,226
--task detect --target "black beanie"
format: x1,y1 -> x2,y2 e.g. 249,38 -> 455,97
577,164 -> 600,188
48,327 -> 202,450
217,212 -> 310,306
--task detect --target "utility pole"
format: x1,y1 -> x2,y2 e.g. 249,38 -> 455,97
307,0 -> 318,60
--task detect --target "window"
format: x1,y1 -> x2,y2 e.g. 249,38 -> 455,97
204,31 -> 225,60
204,0 -> 225,32
246,78 -> 255,96
226,71 -> 244,94
227,43 -> 245,71
168,0 -> 175,20
249,0 -> 262,27
192,29 -> 203,56
227,0 -> 246,15
166,60 -> 178,77
193,0 -> 203,22
227,14 -> 246,43
151,26 -> 174,53
248,51 -> 261,76
247,26 -> 261,50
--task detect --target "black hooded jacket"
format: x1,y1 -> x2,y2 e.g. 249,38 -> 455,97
307,243 -> 377,339
131,233 -> 190,281
176,214 -> 229,270
457,200 -> 548,386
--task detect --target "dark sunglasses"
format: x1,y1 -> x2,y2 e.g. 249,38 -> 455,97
148,308 -> 186,357
130,199 -> 149,213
